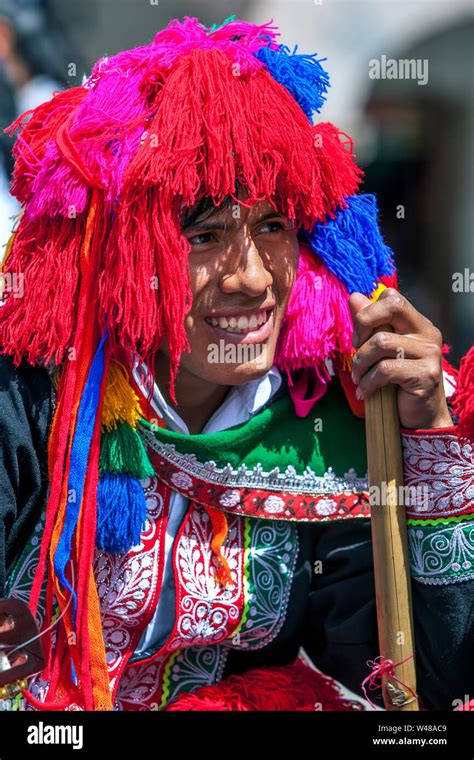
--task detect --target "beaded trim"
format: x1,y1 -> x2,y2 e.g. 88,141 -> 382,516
141,431 -> 368,495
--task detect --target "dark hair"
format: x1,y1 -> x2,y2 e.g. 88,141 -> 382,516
181,194 -> 236,230
181,182 -> 289,231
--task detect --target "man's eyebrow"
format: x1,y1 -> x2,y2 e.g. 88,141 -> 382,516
183,209 -> 285,232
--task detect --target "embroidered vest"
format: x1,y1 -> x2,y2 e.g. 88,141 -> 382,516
5,384 -> 370,710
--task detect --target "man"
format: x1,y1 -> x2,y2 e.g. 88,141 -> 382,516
0,16 -> 472,712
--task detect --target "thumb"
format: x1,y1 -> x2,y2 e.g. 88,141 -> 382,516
349,292 -> 372,348
349,291 -> 371,320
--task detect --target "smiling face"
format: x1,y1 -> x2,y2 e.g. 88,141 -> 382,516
157,197 -> 300,388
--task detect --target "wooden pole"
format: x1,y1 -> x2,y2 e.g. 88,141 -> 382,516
364,333 -> 420,711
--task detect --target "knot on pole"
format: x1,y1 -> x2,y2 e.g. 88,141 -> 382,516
361,655 -> 418,709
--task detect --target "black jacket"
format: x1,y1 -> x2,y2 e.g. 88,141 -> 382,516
0,355 -> 472,710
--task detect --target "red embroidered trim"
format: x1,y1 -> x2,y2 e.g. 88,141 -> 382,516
168,503 -> 244,650
115,657 -> 168,711
401,430 -> 474,519
96,478 -> 171,701
147,450 -> 371,523
114,501 -> 246,709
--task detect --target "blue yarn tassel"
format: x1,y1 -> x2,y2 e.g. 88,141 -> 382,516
254,44 -> 330,120
53,332 -> 108,622
304,194 -> 395,295
96,473 -> 147,554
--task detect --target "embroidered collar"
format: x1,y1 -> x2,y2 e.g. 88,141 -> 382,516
138,380 -> 369,501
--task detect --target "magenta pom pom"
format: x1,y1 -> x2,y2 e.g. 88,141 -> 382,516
275,245 -> 354,381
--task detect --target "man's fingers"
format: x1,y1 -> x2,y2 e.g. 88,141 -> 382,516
351,289 -> 440,348
351,332 -> 431,384
355,358 -> 441,400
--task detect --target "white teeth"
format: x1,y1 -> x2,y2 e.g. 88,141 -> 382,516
206,309 -> 271,333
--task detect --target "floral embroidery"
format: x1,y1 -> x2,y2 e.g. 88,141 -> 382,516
315,499 -> 338,516
5,449 -> 370,712
5,477 -> 298,710
114,646 -> 229,711
170,472 -> 193,491
167,505 -> 244,651
219,489 -> 241,508
146,447 -> 371,523
95,476 -> 168,688
263,495 -> 286,514
408,520 -> 474,584
402,432 -> 474,519
114,658 -> 167,711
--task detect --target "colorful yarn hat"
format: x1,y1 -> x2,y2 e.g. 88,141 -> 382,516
1,16 -> 406,709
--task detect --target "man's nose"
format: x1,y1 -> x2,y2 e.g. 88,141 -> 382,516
218,234 -> 273,296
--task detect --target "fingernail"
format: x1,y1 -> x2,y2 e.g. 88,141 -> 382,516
351,370 -> 356,384
355,388 -> 363,401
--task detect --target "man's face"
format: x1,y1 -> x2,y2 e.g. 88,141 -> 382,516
163,199 -> 300,386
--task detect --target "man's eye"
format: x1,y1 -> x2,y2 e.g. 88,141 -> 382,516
188,232 -> 215,246
258,221 -> 285,234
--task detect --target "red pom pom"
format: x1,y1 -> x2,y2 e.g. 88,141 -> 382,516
165,660 -> 365,711
452,345 -> 474,441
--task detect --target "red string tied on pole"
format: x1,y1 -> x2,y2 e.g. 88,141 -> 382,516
361,655 -> 419,710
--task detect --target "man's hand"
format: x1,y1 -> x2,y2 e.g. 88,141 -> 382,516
349,289 -> 453,430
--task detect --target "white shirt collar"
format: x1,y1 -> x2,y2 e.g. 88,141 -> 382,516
132,362 -> 282,435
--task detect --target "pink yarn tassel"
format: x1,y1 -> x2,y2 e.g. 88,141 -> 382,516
275,245 -> 354,381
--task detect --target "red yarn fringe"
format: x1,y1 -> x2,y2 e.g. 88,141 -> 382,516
165,660 -> 365,711
452,345 -> 474,442
1,46 -> 361,400
0,213 -> 85,367
6,88 -> 88,206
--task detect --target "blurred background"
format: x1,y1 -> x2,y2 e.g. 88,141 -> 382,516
0,0 -> 472,361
